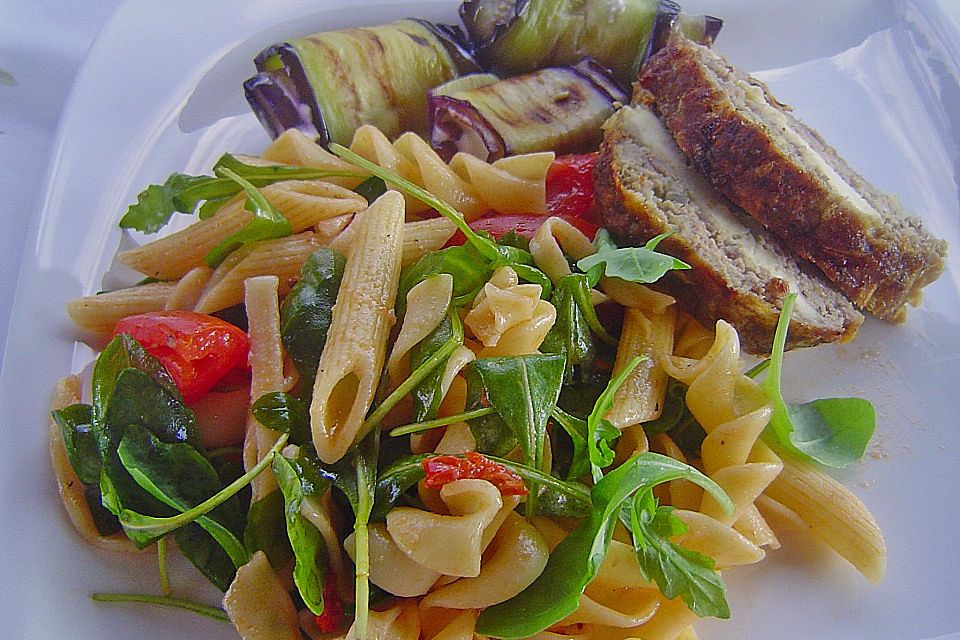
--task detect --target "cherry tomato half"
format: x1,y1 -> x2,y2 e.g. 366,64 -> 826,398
114,311 -> 249,404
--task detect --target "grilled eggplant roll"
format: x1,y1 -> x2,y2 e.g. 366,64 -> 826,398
428,59 -> 627,162
245,19 -> 479,146
641,37 -> 948,321
596,98 -> 863,354
459,0 -> 721,86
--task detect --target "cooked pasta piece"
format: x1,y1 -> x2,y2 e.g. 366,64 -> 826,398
672,509 -> 765,568
345,600 -> 420,640
311,191 -> 405,463
387,274 -> 453,379
48,376 -> 140,553
421,609 -> 478,640
330,216 -> 456,267
529,216 -> 598,283
66,281 -> 176,333
244,275 -> 292,502
420,512 -> 548,609
194,232 -> 322,314
164,266 -> 212,310
464,266 -> 556,358
449,151 -> 551,215
345,523 -> 441,597
764,455 -> 886,582
262,128 -> 363,188
386,479 -> 502,578
557,589 -> 659,629
223,551 -> 302,640
299,490 -> 352,598
118,180 -> 365,280
607,306 -> 676,428
600,279 -> 677,317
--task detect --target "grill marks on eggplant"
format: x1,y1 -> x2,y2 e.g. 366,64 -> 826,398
596,102 -> 863,354
641,37 -> 948,321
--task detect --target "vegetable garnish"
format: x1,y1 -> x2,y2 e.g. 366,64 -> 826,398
90,593 -> 230,623
586,355 -> 644,481
118,153 -> 363,233
114,311 -> 249,404
314,569 -> 346,633
475,453 -> 733,638
422,452 -> 528,496
545,152 -> 600,222
760,293 -> 876,467
203,167 -> 293,267
578,228 -> 691,284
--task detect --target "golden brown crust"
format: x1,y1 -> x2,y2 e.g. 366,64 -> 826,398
595,117 -> 861,355
640,38 -> 947,321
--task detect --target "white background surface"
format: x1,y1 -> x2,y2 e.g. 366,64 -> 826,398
1,2 -> 959,640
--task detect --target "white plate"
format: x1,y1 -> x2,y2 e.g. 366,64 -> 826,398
1,1 -> 959,638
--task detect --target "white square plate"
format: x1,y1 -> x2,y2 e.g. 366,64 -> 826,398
1,1 -> 958,639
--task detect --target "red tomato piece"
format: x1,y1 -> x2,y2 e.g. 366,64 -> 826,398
422,452 -> 528,496
545,153 -> 599,224
114,311 -> 249,404
314,569 -> 345,633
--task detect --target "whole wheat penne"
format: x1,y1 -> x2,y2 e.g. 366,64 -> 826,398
330,216 -> 456,268
164,266 -> 213,310
66,281 -> 177,333
261,128 -> 364,189
118,180 -> 365,280
311,191 -> 405,463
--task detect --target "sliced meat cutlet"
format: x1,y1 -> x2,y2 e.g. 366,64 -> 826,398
640,37 -> 947,322
596,100 -> 863,354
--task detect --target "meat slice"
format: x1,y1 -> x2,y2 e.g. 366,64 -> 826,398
596,100 -> 863,354
640,37 -> 947,322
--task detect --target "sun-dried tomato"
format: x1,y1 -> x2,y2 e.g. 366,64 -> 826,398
422,452 -> 528,496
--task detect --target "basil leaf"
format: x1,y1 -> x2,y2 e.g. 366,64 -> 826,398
471,354 -> 565,516
272,453 -> 330,615
204,167 -> 293,268
629,491 -> 729,618
252,392 -> 311,445
117,425 -> 248,567
53,403 -> 100,485
244,490 -> 294,571
476,453 -> 732,638
760,293 -> 876,467
576,229 -> 690,284
280,248 -> 346,394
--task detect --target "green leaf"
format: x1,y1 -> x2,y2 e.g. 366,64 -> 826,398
251,392 -> 311,445
586,356 -> 645,481
203,167 -> 293,268
117,426 -> 248,567
550,407 -> 591,482
643,378 -> 707,459
471,354 -> 565,516
53,403 -> 100,485
628,491 -> 729,618
354,176 -> 388,203
173,524 -> 238,592
476,452 -> 733,638
409,314 -> 458,423
119,155 -> 364,233
244,490 -> 294,570
760,293 -> 876,467
398,244 -> 493,312
272,452 -> 330,615
541,280 -> 594,381
576,229 -> 690,284
280,248 -> 346,394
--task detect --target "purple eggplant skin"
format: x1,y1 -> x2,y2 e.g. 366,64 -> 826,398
644,3 -> 723,63
428,59 -> 628,163
249,43 -> 330,143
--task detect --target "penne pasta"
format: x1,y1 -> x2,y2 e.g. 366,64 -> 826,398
66,281 -> 176,333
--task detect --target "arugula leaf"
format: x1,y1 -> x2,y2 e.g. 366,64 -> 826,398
760,293 -> 876,467
280,249 -> 346,394
471,354 -> 565,516
586,356 -> 644,481
576,229 -> 690,284
272,452 -> 331,615
173,523 -> 238,592
550,407 -> 591,481
475,452 -> 732,638
541,279 -> 594,382
203,167 -> 293,267
244,490 -> 294,570
52,403 -> 100,485
398,244 -> 493,311
119,154 -> 364,233
628,490 -> 729,618
251,392 -> 311,445
117,425 -> 249,567
409,314 -> 459,423
353,176 -> 388,203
